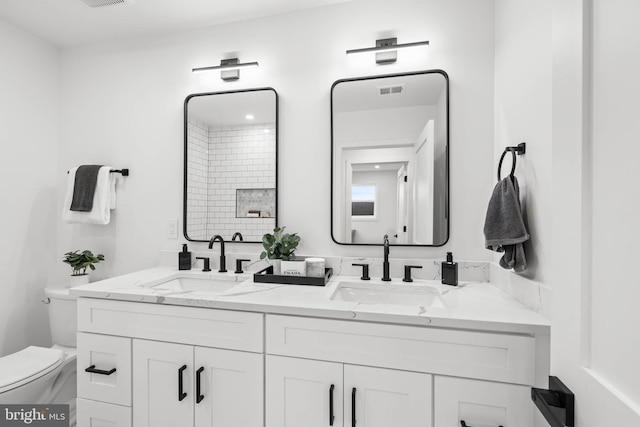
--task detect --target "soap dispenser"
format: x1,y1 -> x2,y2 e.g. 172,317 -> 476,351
441,252 -> 458,286
179,244 -> 192,270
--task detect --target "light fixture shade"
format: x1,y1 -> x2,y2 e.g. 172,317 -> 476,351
192,58 -> 259,81
346,38 -> 430,64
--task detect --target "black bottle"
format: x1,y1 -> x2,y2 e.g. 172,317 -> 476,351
178,244 -> 192,270
441,252 -> 458,286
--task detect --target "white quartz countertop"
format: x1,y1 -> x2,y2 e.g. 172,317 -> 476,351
70,267 -> 550,335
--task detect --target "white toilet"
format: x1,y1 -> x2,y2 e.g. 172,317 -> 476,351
0,288 -> 78,424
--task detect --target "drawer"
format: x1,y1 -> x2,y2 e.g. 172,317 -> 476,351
77,298 -> 263,353
76,398 -> 132,427
77,332 -> 132,406
434,376 -> 533,427
266,315 -> 535,385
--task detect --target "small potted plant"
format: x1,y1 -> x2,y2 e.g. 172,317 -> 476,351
63,250 -> 105,286
260,226 -> 301,275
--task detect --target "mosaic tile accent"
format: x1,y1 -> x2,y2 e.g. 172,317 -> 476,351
236,188 -> 276,218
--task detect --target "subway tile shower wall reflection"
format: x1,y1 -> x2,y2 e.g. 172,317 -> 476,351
187,122 -> 276,240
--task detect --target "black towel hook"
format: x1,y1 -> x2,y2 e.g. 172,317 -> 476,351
497,142 -> 526,182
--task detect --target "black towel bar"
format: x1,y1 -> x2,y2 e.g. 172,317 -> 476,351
67,168 -> 129,176
497,142 -> 526,182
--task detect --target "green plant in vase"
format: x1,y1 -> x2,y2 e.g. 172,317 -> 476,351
260,226 -> 301,274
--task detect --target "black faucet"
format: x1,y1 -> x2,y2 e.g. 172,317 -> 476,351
382,234 -> 391,281
208,235 -> 227,273
231,232 -> 244,241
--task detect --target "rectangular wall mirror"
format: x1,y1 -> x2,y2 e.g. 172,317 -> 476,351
184,88 -> 278,242
331,70 -> 449,246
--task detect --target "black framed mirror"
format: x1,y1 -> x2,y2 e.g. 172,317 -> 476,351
184,88 -> 278,242
331,70 -> 449,246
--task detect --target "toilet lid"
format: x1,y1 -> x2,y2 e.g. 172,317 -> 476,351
0,346 -> 64,393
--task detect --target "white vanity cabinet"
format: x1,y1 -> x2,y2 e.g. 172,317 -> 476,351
76,298 -> 264,427
434,376 -> 532,427
133,340 -> 263,427
266,355 -> 432,427
75,284 -> 548,427
266,314 -> 541,427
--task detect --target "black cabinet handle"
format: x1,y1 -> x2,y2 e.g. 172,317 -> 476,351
460,421 -> 503,427
84,365 -> 116,376
329,384 -> 335,426
196,367 -> 205,404
352,387 -> 357,427
178,365 -> 187,401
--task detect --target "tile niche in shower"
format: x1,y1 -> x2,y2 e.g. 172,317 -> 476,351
236,188 -> 276,218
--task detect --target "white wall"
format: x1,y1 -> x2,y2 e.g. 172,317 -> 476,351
0,18 -> 59,356
590,0 -> 640,410
494,0 -> 552,282
56,0 -> 496,280
414,120 -> 435,245
334,106 -> 431,145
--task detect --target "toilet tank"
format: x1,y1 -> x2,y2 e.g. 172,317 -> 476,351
44,288 -> 77,347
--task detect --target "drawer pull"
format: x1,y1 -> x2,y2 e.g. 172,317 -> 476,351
85,365 -> 116,376
352,387 -> 357,427
178,365 -> 187,402
196,367 -> 205,404
329,384 -> 335,426
460,421 -> 503,427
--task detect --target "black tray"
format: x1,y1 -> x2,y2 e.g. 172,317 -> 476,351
253,266 -> 333,286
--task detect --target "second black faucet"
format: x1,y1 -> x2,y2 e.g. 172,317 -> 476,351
382,234 -> 391,281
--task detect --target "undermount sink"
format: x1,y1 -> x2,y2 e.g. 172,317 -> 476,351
330,281 -> 446,308
148,276 -> 240,293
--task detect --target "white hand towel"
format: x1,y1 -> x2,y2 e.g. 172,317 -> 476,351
63,166 -> 117,225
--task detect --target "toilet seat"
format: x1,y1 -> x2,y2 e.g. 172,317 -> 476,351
0,346 -> 64,394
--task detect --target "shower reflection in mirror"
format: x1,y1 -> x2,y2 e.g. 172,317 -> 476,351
184,88 -> 278,242
331,71 -> 449,246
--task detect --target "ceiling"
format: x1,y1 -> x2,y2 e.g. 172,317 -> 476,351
333,72 -> 447,113
0,0 -> 350,48
188,90 -> 275,127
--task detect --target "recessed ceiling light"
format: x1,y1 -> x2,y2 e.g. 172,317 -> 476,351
245,114 -> 255,120
264,129 -> 270,133
374,165 -> 381,169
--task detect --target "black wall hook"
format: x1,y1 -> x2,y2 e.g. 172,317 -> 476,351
497,142 -> 526,181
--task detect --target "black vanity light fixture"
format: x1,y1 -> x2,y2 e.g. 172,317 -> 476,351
192,58 -> 259,81
346,37 -> 430,64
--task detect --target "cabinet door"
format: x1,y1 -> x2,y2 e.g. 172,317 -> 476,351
194,347 -> 263,427
133,340 -> 194,427
266,355 -> 343,427
434,376 -> 532,427
344,365 -> 432,427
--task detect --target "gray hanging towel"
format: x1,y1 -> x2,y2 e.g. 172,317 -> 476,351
70,165 -> 103,212
483,176 -> 530,272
